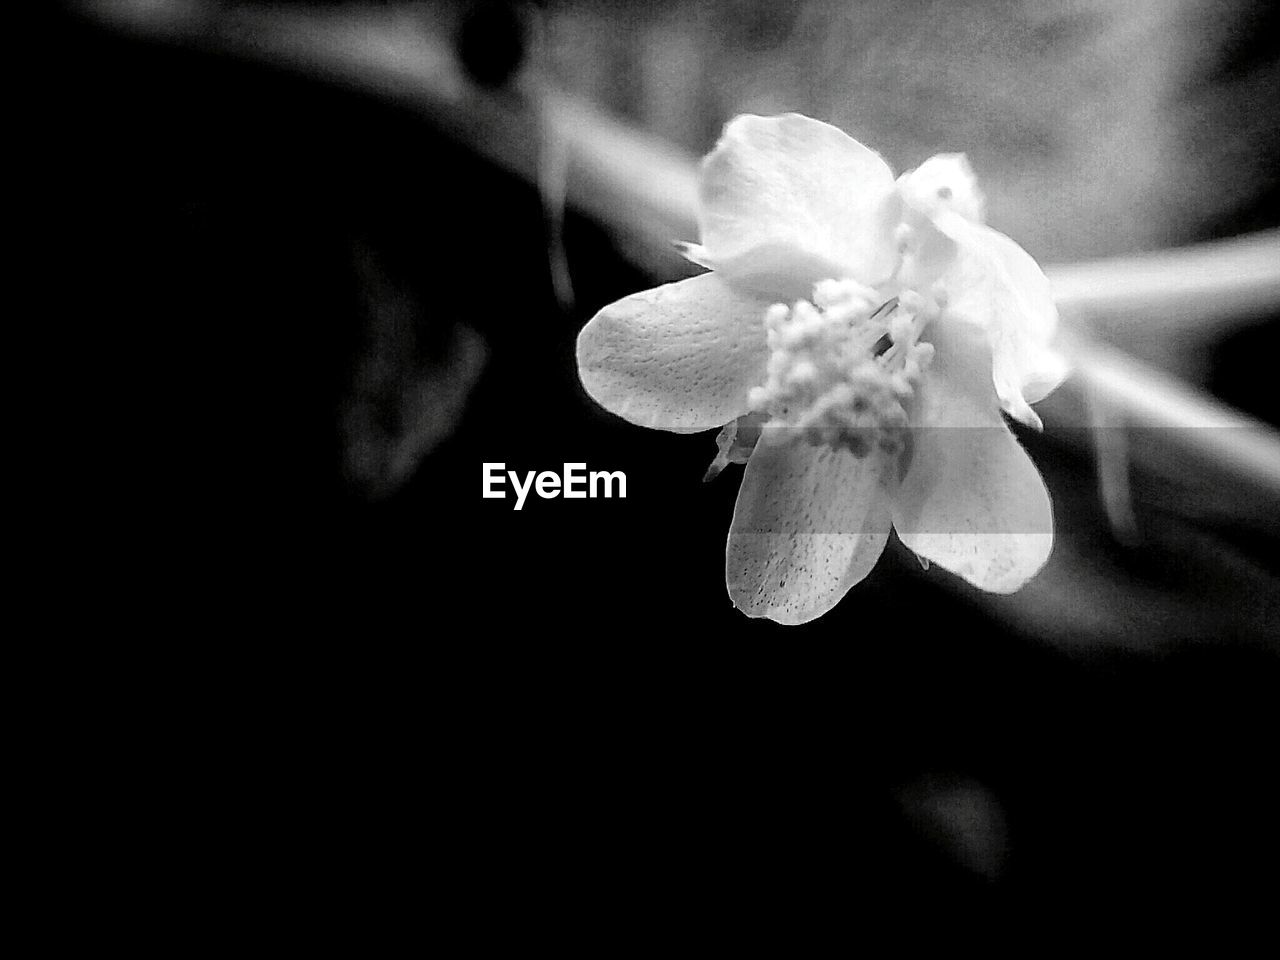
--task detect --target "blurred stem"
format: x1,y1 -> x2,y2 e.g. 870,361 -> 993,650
1046,231 -> 1280,344
1051,332 -> 1280,513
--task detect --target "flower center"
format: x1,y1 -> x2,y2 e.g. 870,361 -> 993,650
748,280 -> 936,458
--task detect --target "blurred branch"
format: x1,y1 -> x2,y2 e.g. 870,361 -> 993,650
80,0 -> 1280,505
1046,231 -> 1280,340
1041,334 -> 1280,522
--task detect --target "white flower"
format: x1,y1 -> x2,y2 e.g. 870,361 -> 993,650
576,113 -> 1068,624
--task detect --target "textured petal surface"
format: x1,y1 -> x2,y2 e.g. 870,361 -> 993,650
726,429 -> 895,624
893,320 -> 1053,594
576,273 -> 770,432
697,114 -> 901,295
932,214 -> 1068,426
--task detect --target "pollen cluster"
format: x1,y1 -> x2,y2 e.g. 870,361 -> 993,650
747,279 -> 936,458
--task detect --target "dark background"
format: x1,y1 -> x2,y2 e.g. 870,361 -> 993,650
53,2 -> 1278,930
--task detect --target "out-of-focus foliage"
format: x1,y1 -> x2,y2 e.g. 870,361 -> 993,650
545,0 -> 1280,262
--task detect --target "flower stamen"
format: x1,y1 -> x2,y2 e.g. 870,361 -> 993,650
748,280 -> 937,458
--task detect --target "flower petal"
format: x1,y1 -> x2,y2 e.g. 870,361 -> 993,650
893,320 -> 1053,593
576,273 -> 770,432
680,240 -> 868,302
726,429 -> 895,624
931,214 -> 1068,427
697,114 -> 901,296
898,153 -> 986,224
